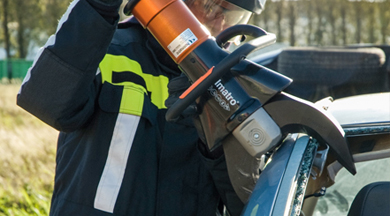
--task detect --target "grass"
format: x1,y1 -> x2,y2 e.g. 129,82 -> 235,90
0,81 -> 58,216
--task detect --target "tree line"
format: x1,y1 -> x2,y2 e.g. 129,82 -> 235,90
251,0 -> 390,46
1,0 -> 390,59
0,0 -> 71,59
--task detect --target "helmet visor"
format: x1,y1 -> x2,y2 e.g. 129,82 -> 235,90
185,0 -> 252,37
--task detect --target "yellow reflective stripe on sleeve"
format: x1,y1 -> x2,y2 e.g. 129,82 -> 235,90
120,84 -> 145,116
99,54 -> 169,109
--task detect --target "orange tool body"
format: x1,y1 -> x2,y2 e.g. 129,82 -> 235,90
132,0 -> 210,63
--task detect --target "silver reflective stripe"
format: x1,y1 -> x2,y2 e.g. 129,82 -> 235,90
94,113 -> 140,213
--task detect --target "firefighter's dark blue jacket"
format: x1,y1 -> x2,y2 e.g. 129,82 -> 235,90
16,0 -> 243,215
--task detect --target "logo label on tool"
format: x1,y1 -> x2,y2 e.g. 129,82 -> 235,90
208,79 -> 238,111
168,28 -> 198,58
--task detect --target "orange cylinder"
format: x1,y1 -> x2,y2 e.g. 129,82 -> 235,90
132,0 -> 210,63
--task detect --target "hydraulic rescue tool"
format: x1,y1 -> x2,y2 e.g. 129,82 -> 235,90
124,0 -> 356,202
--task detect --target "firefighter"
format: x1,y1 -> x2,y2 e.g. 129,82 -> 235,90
17,0 -> 265,215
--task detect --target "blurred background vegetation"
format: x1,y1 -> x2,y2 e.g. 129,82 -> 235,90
0,83 -> 58,215
0,0 -> 70,60
0,0 -> 389,215
0,0 -> 389,60
252,0 -> 390,46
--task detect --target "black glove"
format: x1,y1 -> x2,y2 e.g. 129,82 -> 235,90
95,0 -> 122,4
88,0 -> 122,7
165,74 -> 224,159
165,74 -> 198,127
165,74 -> 206,144
87,0 -> 122,24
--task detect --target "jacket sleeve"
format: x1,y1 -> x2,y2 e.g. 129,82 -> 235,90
17,0 -> 119,132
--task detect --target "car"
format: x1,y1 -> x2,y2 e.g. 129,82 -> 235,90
243,44 -> 390,216
249,44 -> 390,102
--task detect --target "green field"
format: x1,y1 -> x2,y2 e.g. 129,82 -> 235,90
0,82 -> 58,216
